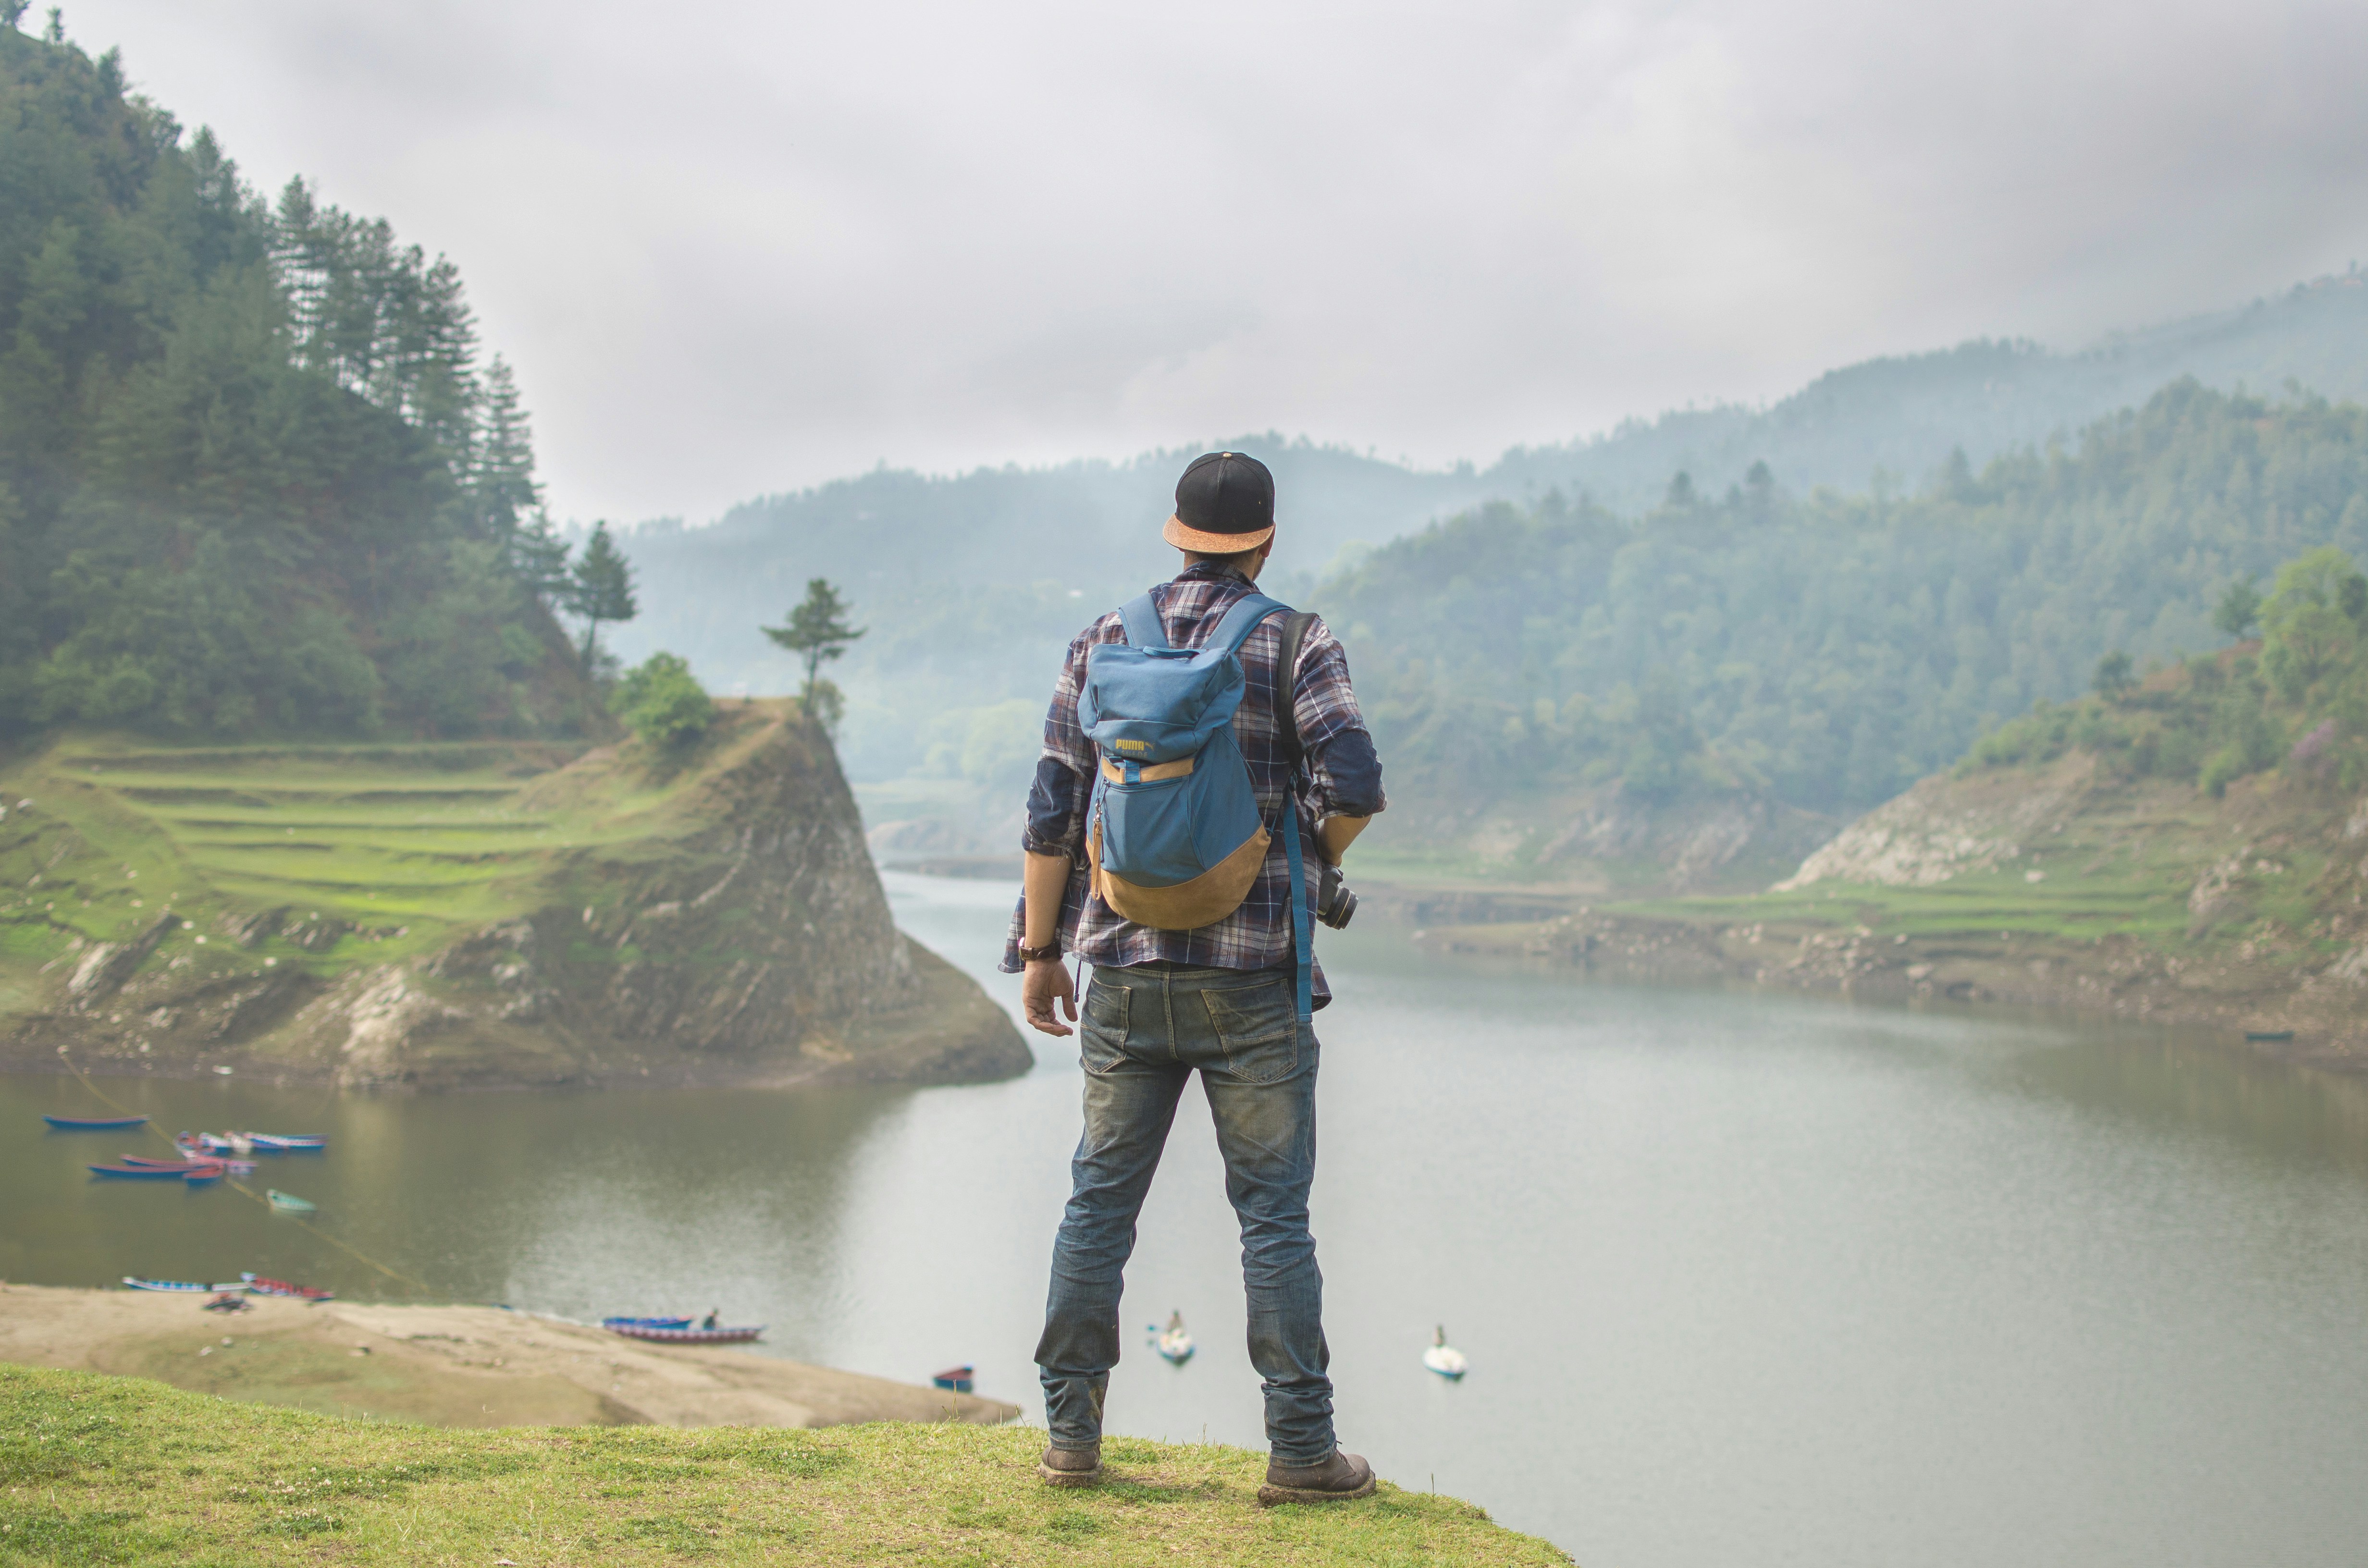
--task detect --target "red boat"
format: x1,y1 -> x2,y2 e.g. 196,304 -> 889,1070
240,1273 -> 334,1300
603,1322 -> 764,1344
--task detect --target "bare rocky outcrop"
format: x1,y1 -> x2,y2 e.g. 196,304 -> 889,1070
1775,754 -> 2096,890
66,910 -> 181,1000
1409,784 -> 1838,895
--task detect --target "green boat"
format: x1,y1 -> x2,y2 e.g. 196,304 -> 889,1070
266,1189 -> 317,1213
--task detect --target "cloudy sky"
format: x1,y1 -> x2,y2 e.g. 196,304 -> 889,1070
59,0 -> 2368,525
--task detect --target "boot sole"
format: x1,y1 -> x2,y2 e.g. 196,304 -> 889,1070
1257,1473 -> 1378,1507
1037,1462 -> 1104,1487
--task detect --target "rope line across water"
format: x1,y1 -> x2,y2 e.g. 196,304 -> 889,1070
56,1044 -> 431,1294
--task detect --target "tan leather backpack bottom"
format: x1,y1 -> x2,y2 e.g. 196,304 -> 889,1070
1088,821 -> 1270,931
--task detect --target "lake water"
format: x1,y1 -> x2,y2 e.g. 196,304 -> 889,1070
9,870 -> 2368,1566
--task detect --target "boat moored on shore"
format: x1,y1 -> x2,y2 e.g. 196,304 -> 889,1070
604,1321 -> 764,1344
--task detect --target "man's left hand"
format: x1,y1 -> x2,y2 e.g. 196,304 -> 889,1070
1023,958 -> 1078,1037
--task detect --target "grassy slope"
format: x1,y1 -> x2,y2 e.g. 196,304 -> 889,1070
1411,750 -> 2368,1062
0,1365 -> 1568,1567
0,706 -> 787,1014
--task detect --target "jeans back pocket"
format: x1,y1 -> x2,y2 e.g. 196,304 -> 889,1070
1198,978 -> 1298,1085
1080,977 -> 1131,1075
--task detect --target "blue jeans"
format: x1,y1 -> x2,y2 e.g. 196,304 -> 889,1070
1035,962 -> 1334,1462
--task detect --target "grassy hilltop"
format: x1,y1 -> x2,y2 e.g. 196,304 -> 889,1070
0,1365 -> 1567,1567
0,701 -> 1026,1089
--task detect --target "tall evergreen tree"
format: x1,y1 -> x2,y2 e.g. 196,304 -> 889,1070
569,523 -> 638,673
509,510 -> 573,607
469,355 -> 538,537
0,25 -> 589,739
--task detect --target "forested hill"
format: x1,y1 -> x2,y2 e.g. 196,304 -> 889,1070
0,23 -> 592,740
1324,381 -> 2368,878
611,272 -> 2368,791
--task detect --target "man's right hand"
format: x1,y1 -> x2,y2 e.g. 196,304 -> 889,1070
1023,958 -> 1078,1037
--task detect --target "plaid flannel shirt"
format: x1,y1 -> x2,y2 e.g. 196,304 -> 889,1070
999,563 -> 1385,1006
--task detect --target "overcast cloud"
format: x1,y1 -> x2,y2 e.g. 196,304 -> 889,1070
59,0 -> 2368,525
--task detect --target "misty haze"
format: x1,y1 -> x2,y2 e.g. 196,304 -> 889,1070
5,4 -> 2368,1566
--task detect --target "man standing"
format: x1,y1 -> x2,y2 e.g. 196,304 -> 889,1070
1002,451 -> 1386,1505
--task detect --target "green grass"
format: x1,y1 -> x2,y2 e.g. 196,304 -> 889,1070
0,1365 -> 1570,1566
1620,862 -> 2198,944
0,717 -> 784,990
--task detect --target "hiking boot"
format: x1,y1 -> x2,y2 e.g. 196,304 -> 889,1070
1258,1448 -> 1377,1506
1037,1442 -> 1102,1487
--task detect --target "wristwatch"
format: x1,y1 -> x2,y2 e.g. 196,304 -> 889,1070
1017,941 -> 1063,963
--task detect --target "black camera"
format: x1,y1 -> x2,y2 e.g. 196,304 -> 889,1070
1315,858 -> 1357,930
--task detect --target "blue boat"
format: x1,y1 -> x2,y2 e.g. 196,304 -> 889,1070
602,1316 -> 695,1330
932,1364 -> 976,1393
88,1163 -> 188,1179
45,1115 -> 149,1131
123,1277 -> 246,1293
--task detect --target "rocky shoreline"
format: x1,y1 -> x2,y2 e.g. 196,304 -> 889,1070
1411,905 -> 2367,1073
1366,750 -> 2368,1076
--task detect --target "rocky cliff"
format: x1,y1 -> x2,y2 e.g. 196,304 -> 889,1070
0,704 -> 1030,1090
1356,781 -> 1838,899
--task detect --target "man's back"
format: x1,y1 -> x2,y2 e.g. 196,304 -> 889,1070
1001,561 -> 1384,993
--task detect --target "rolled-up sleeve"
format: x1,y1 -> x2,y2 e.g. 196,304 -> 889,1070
1002,618 -> 1114,971
1016,622 -> 1107,861
1293,618 -> 1387,821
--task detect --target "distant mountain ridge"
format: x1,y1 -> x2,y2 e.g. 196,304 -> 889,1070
1492,271 -> 2368,514
613,271 -> 2368,780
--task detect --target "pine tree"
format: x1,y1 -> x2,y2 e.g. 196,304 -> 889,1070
470,356 -> 539,539
509,510 -> 572,607
762,579 -> 865,721
569,522 -> 637,673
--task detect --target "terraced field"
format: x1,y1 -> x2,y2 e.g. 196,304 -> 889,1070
0,713 -> 803,987
3,739 -> 576,974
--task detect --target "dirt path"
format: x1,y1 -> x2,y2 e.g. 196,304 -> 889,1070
0,1284 -> 1017,1429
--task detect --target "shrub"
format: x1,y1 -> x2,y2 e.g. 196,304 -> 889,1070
2199,745 -> 2250,797
610,652 -> 714,750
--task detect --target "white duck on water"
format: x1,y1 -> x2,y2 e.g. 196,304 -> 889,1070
1422,1324 -> 1467,1380
1150,1311 -> 1194,1364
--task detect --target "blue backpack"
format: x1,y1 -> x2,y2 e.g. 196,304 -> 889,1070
1077,590 -> 1313,1021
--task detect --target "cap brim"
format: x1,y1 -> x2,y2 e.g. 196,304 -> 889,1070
1163,514 -> 1275,554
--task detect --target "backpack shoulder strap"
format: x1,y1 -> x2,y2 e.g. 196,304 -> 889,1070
1116,592 -> 1167,649
1199,592 -> 1287,660
1273,612 -> 1318,769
